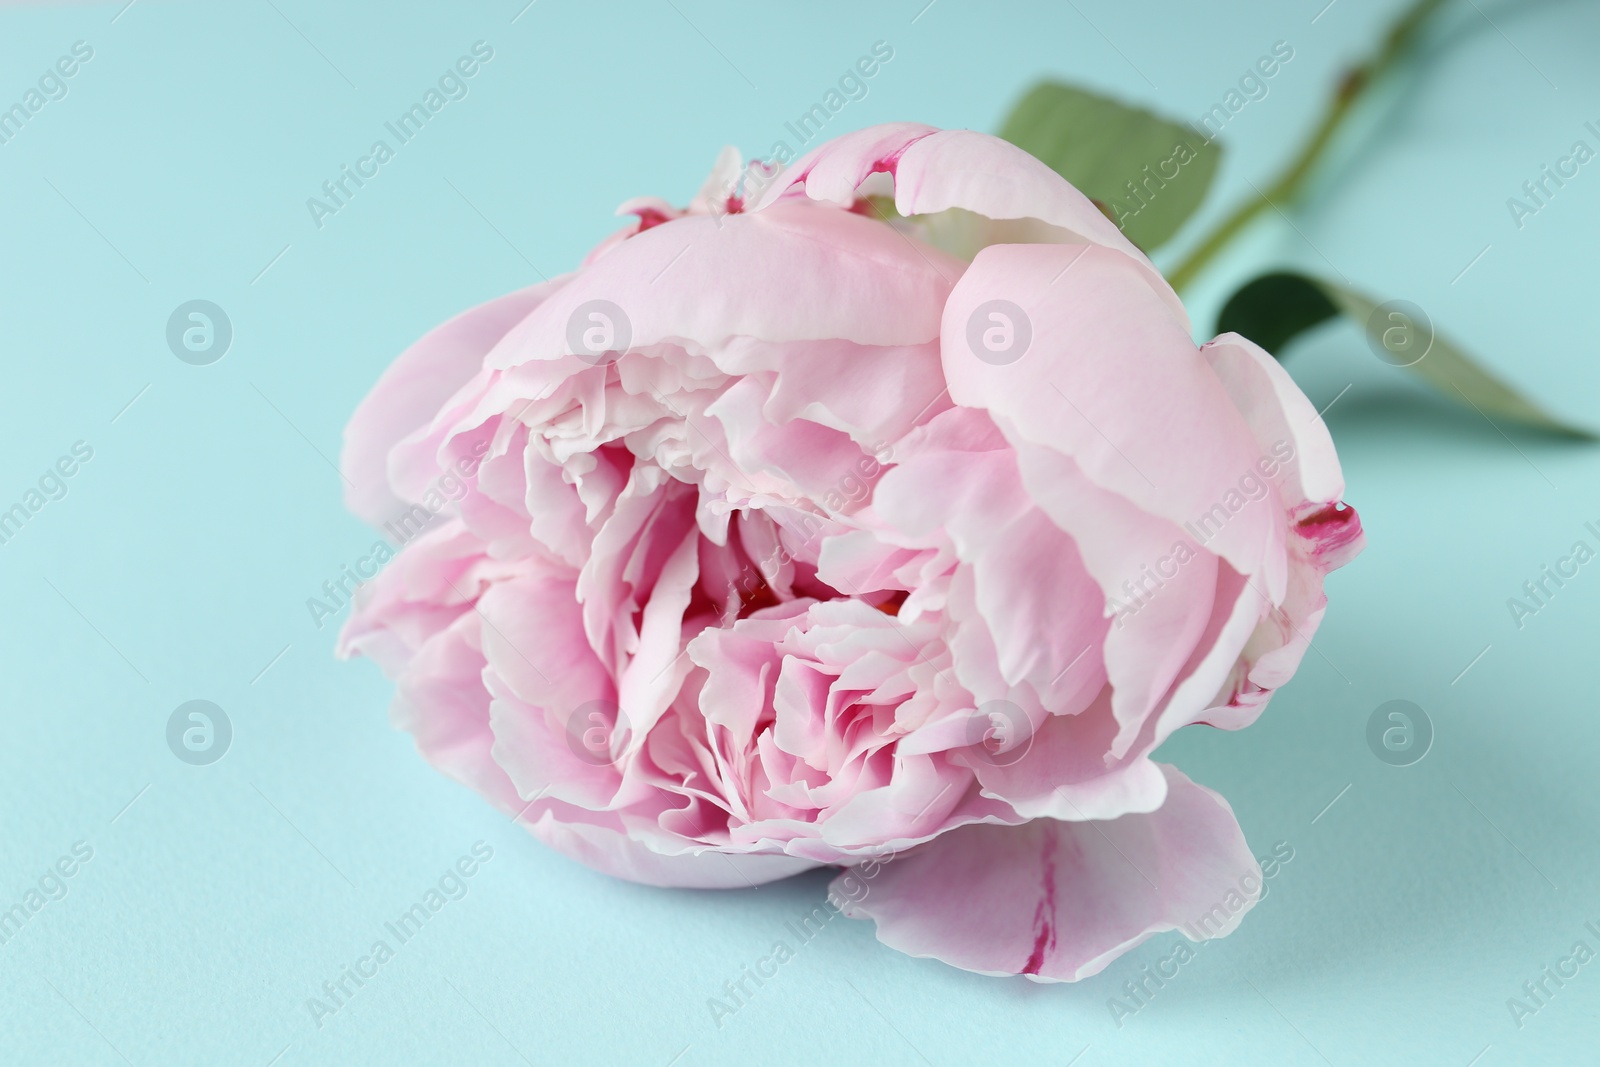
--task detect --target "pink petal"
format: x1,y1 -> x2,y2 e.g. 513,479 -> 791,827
831,764 -> 1262,982
941,243 -> 1275,582
755,122 -> 939,210
752,123 -> 1184,325
711,335 -> 949,447
964,689 -> 1170,822
337,519 -> 500,673
1014,442 -> 1224,755
1201,332 -> 1346,507
476,569 -> 612,719
522,807 -> 817,889
483,198 -> 961,363
387,612 -> 524,815
341,281 -> 561,524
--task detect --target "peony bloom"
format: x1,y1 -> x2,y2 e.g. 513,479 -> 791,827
338,122 -> 1362,981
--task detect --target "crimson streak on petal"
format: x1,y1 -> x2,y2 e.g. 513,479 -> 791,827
1022,828 -> 1060,975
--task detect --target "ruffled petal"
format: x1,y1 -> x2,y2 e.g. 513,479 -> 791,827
341,281 -> 562,524
752,123 -> 1183,325
483,198 -> 961,365
831,764 -> 1261,982
1201,333 -> 1345,507
385,612 -> 525,814
941,243 -> 1277,583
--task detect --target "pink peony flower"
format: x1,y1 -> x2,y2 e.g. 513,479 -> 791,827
338,122 -> 1362,982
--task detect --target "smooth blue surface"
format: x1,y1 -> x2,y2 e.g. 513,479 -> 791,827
1,1 -> 1597,1064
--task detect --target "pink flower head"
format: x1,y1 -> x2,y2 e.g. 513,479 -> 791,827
338,122 -> 1362,981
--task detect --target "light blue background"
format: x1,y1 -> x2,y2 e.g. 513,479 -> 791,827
1,0 -> 1597,1063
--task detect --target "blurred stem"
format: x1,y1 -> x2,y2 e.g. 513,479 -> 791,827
1165,0 -> 1452,294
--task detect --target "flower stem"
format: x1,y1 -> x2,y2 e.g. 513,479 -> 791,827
1165,0 -> 1452,294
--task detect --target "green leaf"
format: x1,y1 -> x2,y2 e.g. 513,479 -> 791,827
1217,271 -> 1595,438
1216,273 -> 1340,355
998,81 -> 1222,252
